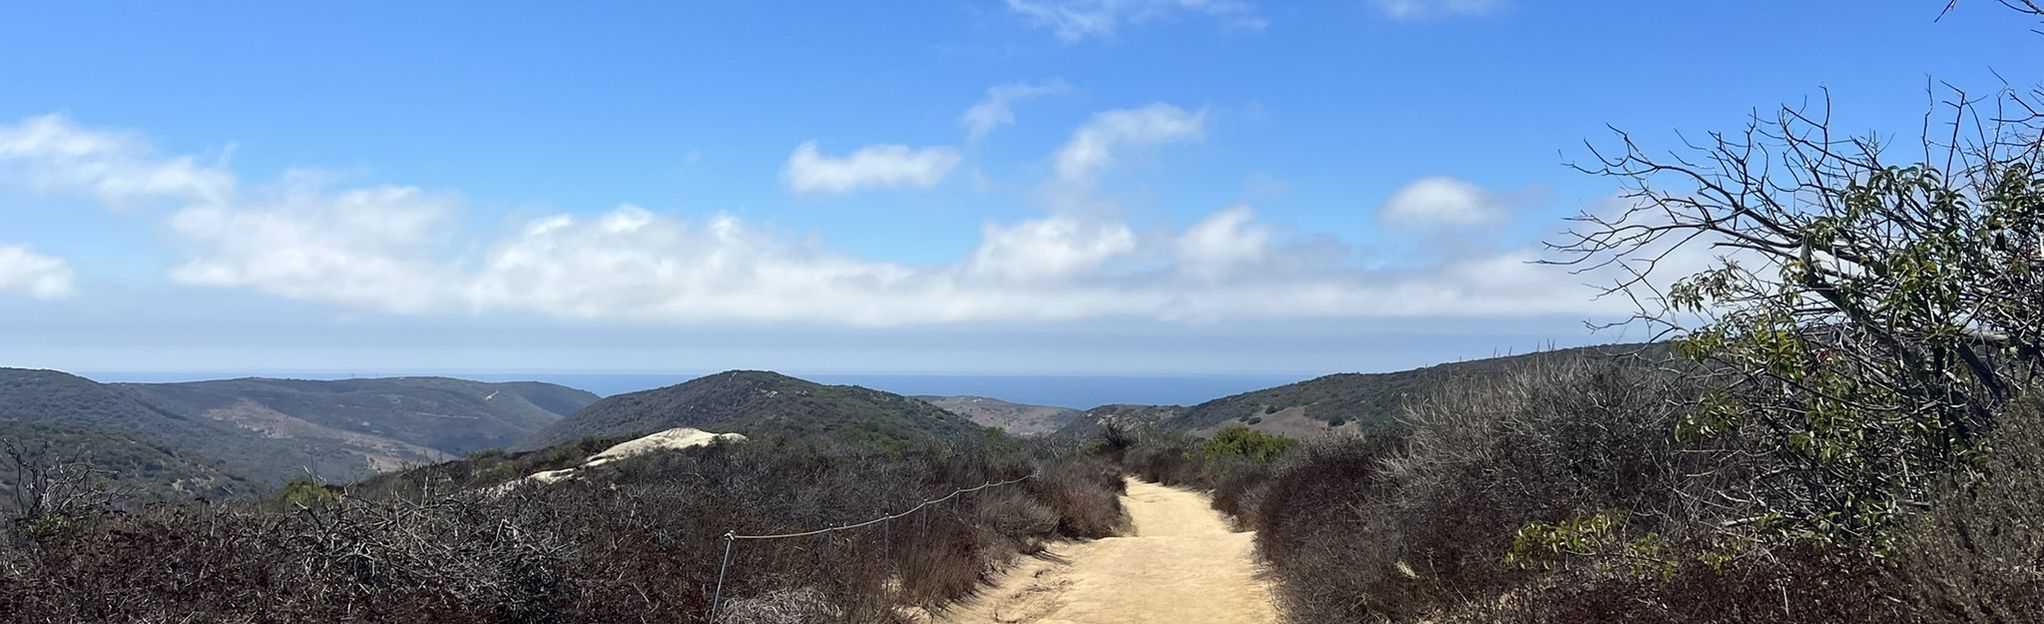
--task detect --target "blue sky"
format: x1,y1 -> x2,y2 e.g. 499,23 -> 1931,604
0,1 -> 2037,376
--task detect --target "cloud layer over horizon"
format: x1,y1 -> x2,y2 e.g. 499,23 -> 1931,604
0,112 -> 1618,327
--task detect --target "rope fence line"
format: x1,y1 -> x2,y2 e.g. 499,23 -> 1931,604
706,470 -> 1038,621
728,470 -> 1036,540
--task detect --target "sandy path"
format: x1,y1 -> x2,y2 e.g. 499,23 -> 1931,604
937,478 -> 1279,624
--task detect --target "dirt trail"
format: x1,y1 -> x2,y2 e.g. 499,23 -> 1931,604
937,478 -> 1278,624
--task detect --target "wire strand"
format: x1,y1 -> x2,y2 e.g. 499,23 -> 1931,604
727,471 -> 1036,540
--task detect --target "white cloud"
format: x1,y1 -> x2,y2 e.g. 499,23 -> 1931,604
1373,0 -> 1504,20
153,195 -> 1610,326
0,114 -> 233,206
0,245 -> 76,300
962,79 -> 1073,140
165,179 -> 460,313
467,205 -> 927,324
0,114 -> 1629,327
781,141 -> 963,196
459,204 -> 1607,325
1175,204 -> 1270,278
1054,103 -> 1207,185
1006,0 -> 1267,42
967,216 -> 1137,281
1377,176 -> 1510,228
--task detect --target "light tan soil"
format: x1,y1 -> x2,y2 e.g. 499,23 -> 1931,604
937,478 -> 1279,624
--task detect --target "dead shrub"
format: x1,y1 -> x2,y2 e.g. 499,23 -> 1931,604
1122,444 -> 1195,487
1203,456 -> 1274,523
716,586 -> 841,624
1248,352 -> 2044,623
0,438 -> 1125,623
1891,393 -> 2044,622
1434,545 -> 1908,624
1026,454 -> 1127,539
1255,354 -> 1728,622
975,490 -> 1058,544
1252,436 -> 1407,623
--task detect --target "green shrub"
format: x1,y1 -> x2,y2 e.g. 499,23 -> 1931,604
274,477 -> 341,507
1199,427 -> 1294,463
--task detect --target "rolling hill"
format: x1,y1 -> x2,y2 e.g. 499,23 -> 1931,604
519,370 -> 989,450
0,421 -> 258,512
0,368 -> 599,493
0,368 -> 367,487
123,377 -> 597,470
916,395 -> 1080,437
1057,343 -> 1664,440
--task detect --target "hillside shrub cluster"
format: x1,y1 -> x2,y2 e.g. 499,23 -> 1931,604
1114,424 -> 1296,523
0,436 -> 1126,623
1089,343 -> 2043,622
1182,353 -> 2044,623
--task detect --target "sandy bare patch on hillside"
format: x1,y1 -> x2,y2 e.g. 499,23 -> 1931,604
496,427 -> 746,491
584,427 -> 746,467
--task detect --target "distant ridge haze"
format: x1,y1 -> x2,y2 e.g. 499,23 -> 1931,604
85,371 -> 1315,408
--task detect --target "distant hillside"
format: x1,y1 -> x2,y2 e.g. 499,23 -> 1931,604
0,421 -> 258,512
0,368 -> 364,486
520,370 -> 989,450
917,395 -> 1080,437
1052,403 -> 1185,442
0,368 -> 600,496
123,377 -> 596,470
1057,343 -> 1665,440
